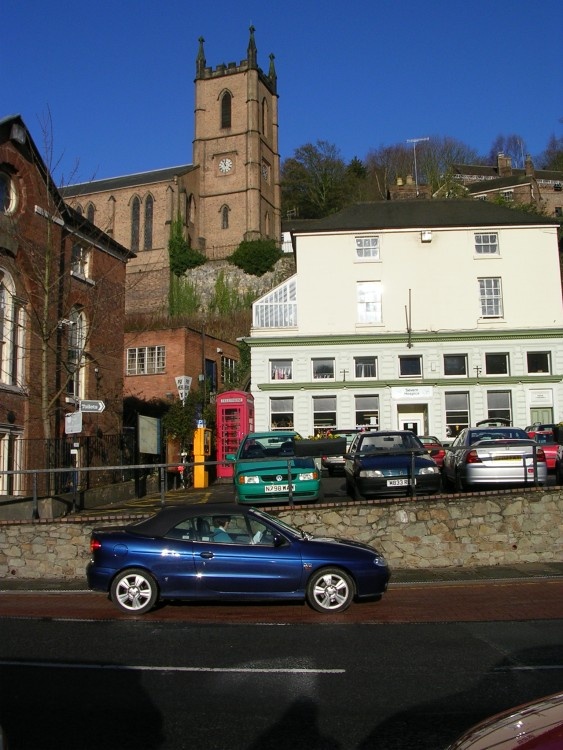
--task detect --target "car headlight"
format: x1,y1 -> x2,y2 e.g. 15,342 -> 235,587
239,475 -> 260,484
359,469 -> 384,477
373,554 -> 387,566
298,471 -> 319,481
417,466 -> 440,475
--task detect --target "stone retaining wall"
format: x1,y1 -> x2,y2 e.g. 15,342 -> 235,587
0,489 -> 562,581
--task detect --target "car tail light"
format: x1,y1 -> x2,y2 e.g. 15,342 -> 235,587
466,450 -> 482,464
536,448 -> 546,463
90,537 -> 102,553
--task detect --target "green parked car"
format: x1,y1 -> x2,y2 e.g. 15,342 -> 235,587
227,431 -> 323,505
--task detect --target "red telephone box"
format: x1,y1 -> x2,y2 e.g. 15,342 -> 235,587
216,391 -> 255,478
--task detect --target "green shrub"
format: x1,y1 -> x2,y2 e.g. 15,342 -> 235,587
168,216 -> 206,276
229,239 -> 282,276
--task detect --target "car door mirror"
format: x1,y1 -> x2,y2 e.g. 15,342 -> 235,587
273,533 -> 287,548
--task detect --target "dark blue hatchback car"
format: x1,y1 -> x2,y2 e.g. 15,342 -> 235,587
344,430 -> 442,500
87,503 -> 390,615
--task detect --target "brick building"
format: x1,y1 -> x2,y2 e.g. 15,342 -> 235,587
0,115 -> 132,495
61,27 -> 281,316
124,326 -> 240,403
452,153 -> 563,217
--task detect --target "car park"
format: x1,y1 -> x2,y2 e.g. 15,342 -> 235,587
445,690 -> 563,749
321,429 -> 361,475
86,503 -> 391,615
442,426 -> 547,492
226,430 -> 322,504
418,435 -> 446,468
344,430 -> 442,500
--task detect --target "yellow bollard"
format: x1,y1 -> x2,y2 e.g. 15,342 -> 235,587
193,427 -> 211,488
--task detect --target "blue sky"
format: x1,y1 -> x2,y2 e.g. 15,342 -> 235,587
4,0 -> 562,185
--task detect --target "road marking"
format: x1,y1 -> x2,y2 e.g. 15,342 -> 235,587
0,660 -> 345,674
494,665 -> 563,672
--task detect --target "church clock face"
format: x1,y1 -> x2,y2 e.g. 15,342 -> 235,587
218,157 -> 233,174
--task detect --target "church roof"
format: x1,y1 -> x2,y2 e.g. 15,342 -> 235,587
284,200 -> 559,234
60,164 -> 194,197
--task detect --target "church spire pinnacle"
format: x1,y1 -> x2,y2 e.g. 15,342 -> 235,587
196,36 -> 206,78
247,25 -> 257,68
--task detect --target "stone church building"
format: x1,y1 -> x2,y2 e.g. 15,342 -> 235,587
61,28 -> 281,315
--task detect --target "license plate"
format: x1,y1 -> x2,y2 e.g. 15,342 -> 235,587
492,455 -> 522,461
387,478 -> 411,487
265,484 -> 294,493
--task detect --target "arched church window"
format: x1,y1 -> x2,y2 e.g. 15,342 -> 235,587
221,205 -> 229,230
221,91 -> 232,129
144,194 -> 154,249
86,203 -> 95,224
131,196 -> 140,252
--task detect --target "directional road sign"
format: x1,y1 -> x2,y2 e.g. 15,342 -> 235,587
79,400 -> 106,413
175,375 -> 192,401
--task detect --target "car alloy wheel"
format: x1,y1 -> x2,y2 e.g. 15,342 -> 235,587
110,568 -> 158,615
306,567 -> 354,613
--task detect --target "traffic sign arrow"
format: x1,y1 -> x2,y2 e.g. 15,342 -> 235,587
79,400 -> 106,413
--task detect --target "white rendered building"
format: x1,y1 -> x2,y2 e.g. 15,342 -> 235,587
245,200 -> 563,440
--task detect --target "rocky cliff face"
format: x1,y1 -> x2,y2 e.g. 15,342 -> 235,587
182,255 -> 296,313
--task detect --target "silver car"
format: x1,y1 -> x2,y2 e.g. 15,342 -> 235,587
442,426 -> 547,491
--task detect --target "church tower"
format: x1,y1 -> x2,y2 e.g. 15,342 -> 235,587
192,27 -> 280,258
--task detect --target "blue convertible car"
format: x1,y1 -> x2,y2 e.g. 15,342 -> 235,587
87,503 -> 390,615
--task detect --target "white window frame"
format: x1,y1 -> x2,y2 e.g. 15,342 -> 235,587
487,390 -> 512,423
313,396 -> 337,434
221,356 -> 237,384
474,233 -> 499,255
253,278 -> 297,328
270,397 -> 294,430
485,353 -> 510,375
526,351 -> 551,375
71,243 -> 90,279
479,277 -> 503,317
0,271 -> 25,387
356,281 -> 382,325
126,346 -> 166,375
354,356 -> 377,379
355,395 -> 379,428
0,171 -> 17,215
0,431 -> 23,495
399,355 -> 422,378
67,308 -> 87,400
443,354 -> 467,377
355,235 -> 380,261
312,358 -> 335,380
270,359 -> 293,381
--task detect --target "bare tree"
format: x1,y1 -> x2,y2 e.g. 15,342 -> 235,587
488,134 -> 527,168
